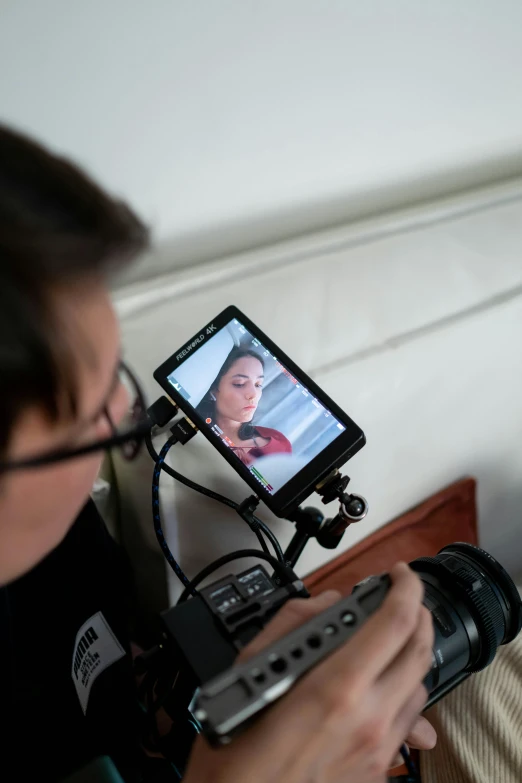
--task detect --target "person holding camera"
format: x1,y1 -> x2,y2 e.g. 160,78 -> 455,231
0,124 -> 436,782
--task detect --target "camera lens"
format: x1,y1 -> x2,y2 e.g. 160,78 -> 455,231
410,543 -> 522,708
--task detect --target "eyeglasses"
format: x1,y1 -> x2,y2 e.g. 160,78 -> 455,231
0,362 -> 151,473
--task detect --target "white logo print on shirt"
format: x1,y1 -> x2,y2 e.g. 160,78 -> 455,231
71,611 -> 125,714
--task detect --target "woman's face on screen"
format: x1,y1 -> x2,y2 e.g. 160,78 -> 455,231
214,356 -> 264,423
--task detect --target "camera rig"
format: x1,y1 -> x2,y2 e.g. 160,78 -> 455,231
135,449 -> 375,775
137,401 -> 520,783
139,417 -> 522,783
163,467 -> 368,678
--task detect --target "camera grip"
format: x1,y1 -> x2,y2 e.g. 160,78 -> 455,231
194,576 -> 389,746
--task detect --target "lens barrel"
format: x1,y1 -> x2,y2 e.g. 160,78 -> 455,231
409,543 -> 522,708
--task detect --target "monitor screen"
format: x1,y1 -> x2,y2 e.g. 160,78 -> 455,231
166,317 -> 346,495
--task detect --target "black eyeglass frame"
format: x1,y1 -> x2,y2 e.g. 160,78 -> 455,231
0,362 -> 152,473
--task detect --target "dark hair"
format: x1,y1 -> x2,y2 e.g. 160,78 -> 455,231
0,124 -> 149,456
195,348 -> 265,441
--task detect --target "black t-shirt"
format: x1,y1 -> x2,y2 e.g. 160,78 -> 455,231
0,501 -> 142,782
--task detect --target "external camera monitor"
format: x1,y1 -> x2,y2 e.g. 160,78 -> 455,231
153,306 -> 365,518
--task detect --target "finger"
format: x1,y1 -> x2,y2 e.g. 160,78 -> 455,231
390,715 -> 437,772
390,747 -> 407,770
376,605 -> 434,712
312,563 -> 424,690
237,590 -> 341,662
405,715 -> 437,750
388,683 -> 429,762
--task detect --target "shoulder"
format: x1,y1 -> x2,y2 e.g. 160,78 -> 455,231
256,427 -> 292,452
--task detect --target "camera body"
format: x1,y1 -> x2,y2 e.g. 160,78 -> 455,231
162,565 -> 308,689
158,543 -> 522,750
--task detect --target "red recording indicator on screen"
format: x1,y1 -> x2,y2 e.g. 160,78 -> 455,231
275,361 -> 297,385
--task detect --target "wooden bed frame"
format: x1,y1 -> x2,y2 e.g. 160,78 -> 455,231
306,477 -> 478,595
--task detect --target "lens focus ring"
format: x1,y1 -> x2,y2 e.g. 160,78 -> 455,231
413,555 -> 505,671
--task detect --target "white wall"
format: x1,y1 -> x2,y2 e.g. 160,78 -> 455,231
2,1 -> 522,274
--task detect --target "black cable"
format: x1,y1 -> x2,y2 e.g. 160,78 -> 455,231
152,436 -> 197,595
399,744 -> 419,781
145,429 -> 160,460
137,668 -> 156,711
152,670 -> 178,714
146,431 -> 238,508
252,513 -> 285,562
177,549 -> 297,603
236,511 -> 271,557
242,518 -> 271,556
146,430 -> 284,561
